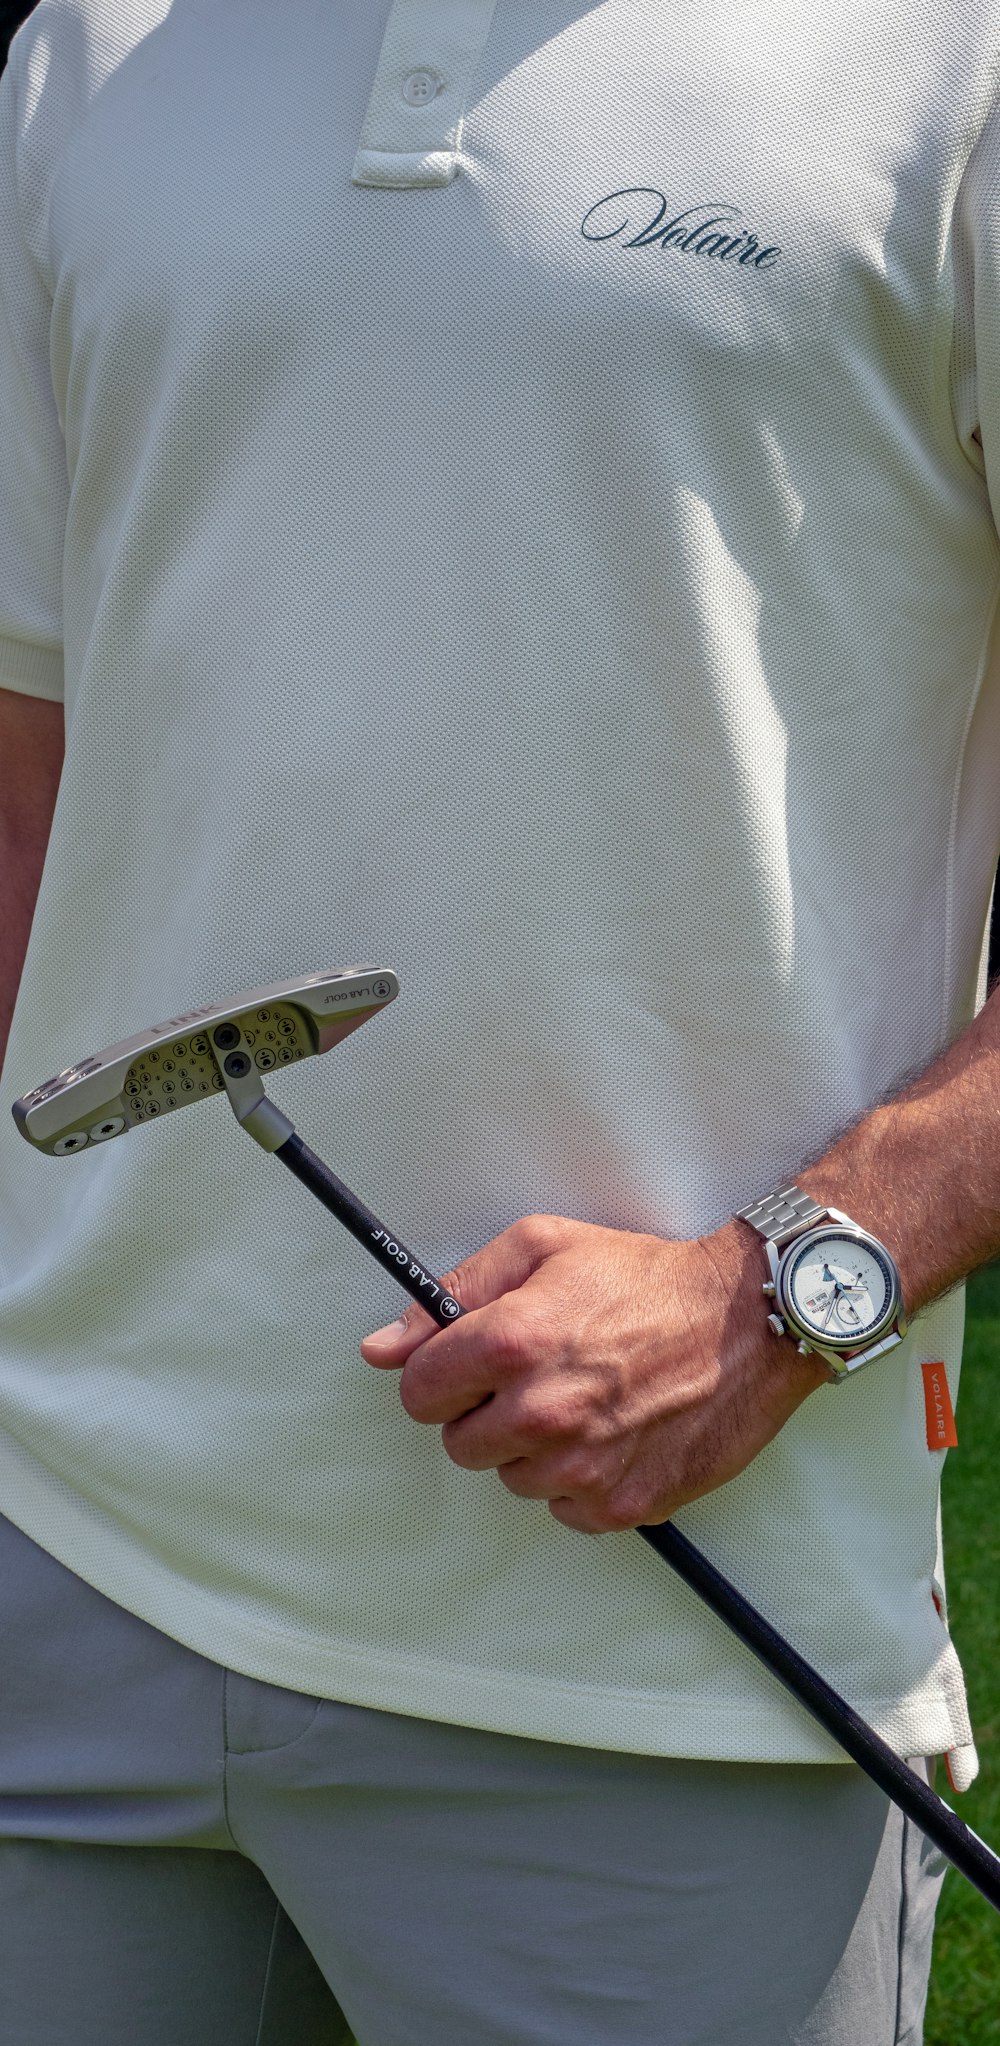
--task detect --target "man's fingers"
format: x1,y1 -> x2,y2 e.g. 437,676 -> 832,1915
440,1388 -> 560,1470
498,1459 -> 665,1532
360,1214 -> 569,1367
359,1298 -> 439,1365
399,1293 -> 548,1423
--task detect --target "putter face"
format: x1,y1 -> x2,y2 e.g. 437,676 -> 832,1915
12,968 -> 398,1157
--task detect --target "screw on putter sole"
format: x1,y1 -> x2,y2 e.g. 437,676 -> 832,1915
13,971 -> 1000,1913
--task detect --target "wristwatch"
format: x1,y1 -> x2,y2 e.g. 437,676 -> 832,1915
736,1184 -> 907,1382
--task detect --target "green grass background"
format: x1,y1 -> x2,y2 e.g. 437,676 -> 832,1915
925,1263 -> 1000,2042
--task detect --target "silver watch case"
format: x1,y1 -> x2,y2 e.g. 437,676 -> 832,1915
766,1215 -> 906,1380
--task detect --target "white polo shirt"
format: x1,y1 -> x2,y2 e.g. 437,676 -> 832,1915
1,0 -> 998,1785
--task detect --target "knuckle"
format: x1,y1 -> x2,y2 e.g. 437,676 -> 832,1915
514,1391 -> 569,1445
603,1503 -> 637,1534
549,1497 -> 600,1535
515,1212 -> 566,1259
398,1377 -> 420,1420
601,1486 -> 648,1533
490,1312 -> 542,1378
555,1448 -> 605,1493
398,1369 -> 431,1422
498,1461 -> 535,1498
441,1425 -> 477,1469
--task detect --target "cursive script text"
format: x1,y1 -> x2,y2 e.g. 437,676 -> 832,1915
581,190 -> 781,273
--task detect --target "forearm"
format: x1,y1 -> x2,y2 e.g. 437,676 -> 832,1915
0,686 -> 63,1067
794,985 -> 1000,1318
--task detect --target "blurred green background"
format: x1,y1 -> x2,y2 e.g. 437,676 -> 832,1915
925,1262 -> 1000,2042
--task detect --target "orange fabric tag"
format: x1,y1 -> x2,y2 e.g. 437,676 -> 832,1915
922,1363 -> 958,1450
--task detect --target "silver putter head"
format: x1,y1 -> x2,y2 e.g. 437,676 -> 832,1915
12,968 -> 399,1158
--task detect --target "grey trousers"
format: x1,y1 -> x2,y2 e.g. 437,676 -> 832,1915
0,1514 -> 943,2045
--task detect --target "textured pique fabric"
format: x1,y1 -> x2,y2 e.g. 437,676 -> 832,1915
0,0 -> 998,1777
0,1516 -> 944,2046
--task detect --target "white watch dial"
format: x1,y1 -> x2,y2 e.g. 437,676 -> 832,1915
783,1232 -> 895,1346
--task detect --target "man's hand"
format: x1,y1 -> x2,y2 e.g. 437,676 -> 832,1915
362,1215 -> 827,1533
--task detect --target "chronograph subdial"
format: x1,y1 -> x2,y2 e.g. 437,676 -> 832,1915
776,1226 -> 901,1368
799,1252 -> 884,1337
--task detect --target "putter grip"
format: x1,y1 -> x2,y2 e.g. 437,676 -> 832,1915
275,1133 -> 463,1325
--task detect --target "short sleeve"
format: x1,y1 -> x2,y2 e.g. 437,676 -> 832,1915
0,42 -> 66,703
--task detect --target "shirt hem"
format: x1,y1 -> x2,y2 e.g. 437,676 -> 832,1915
0,1467 -> 974,1775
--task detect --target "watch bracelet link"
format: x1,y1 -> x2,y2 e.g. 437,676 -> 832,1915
736,1185 -> 829,1248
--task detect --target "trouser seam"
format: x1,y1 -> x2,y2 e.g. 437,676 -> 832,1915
221,1667 -> 240,1851
893,1807 -> 910,2046
253,1899 -> 284,2046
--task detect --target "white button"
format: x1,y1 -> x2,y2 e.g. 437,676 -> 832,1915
401,69 -> 442,107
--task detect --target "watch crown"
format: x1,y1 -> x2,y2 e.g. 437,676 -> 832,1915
762,1281 -> 776,1297
766,1313 -> 785,1338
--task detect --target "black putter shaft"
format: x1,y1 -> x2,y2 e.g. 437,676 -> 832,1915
638,1522 -> 1000,1913
275,1128 -> 1000,1916
276,1133 -> 463,1322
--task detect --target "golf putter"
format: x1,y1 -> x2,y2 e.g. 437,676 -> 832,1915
12,970 -> 1000,1914
13,968 -> 462,1322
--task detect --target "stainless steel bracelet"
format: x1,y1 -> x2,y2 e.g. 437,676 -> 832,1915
736,1184 -> 829,1249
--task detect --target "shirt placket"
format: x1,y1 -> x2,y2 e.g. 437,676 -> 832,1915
352,0 -> 499,189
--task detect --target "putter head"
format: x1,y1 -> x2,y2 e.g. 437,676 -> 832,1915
12,968 -> 399,1158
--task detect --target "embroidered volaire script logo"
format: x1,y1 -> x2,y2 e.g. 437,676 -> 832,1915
581,190 -> 781,275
